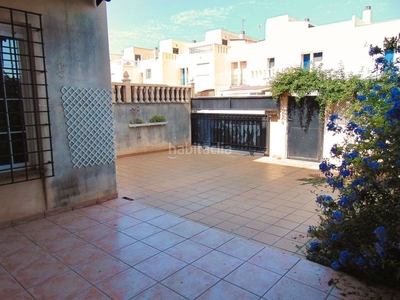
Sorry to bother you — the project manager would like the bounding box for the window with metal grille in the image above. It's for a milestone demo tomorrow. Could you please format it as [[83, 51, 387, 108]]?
[[0, 6, 54, 185]]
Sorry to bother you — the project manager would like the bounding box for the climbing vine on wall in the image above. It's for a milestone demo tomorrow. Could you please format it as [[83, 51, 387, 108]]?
[[270, 64, 362, 115]]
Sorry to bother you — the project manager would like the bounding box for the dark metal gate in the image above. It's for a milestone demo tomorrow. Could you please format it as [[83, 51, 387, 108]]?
[[287, 97, 322, 161], [191, 113, 268, 153]]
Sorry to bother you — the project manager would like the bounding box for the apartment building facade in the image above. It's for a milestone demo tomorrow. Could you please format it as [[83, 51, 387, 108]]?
[[110, 6, 400, 161]]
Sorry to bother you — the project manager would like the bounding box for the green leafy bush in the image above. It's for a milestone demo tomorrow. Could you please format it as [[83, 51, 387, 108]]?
[[270, 64, 361, 112], [307, 36, 400, 289], [149, 115, 166, 123]]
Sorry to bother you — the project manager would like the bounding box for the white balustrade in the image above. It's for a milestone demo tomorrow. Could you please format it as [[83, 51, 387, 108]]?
[[112, 74, 192, 104]]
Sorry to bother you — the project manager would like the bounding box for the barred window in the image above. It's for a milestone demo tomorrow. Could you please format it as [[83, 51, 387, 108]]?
[[0, 6, 54, 185]]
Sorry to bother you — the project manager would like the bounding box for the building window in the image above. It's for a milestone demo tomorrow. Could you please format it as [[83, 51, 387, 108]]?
[[313, 52, 323, 62], [145, 69, 151, 79], [268, 57, 275, 69], [222, 39, 228, 46], [0, 7, 54, 185], [303, 52, 323, 68], [134, 54, 141, 61], [173, 47, 179, 54], [231, 61, 247, 85], [302, 53, 311, 68]]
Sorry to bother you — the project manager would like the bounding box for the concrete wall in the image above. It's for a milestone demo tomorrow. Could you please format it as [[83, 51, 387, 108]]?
[[0, 0, 117, 224], [114, 103, 191, 156]]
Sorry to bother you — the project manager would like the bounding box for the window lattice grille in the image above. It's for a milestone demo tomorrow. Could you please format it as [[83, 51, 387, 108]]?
[[0, 6, 54, 186], [61, 86, 115, 168]]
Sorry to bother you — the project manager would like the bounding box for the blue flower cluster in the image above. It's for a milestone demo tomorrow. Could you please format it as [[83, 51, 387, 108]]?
[[374, 226, 389, 246], [307, 40, 400, 286], [338, 194, 356, 209], [315, 195, 333, 210]]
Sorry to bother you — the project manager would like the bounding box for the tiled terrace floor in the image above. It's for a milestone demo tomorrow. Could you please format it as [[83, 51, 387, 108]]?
[[1, 198, 396, 299], [0, 150, 398, 299], [117, 149, 324, 257]]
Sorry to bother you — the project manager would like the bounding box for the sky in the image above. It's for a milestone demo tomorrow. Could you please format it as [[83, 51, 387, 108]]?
[[106, 0, 400, 54]]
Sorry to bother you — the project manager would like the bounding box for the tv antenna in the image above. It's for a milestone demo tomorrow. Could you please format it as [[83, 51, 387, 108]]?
[[241, 18, 246, 33]]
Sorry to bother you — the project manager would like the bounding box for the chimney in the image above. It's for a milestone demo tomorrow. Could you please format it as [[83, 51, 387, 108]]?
[[362, 6, 372, 24]]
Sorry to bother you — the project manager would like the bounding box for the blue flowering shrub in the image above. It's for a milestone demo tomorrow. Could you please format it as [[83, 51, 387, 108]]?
[[307, 37, 400, 289]]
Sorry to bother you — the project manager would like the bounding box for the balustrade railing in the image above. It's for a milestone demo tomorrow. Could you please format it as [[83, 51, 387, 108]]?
[[112, 72, 192, 104]]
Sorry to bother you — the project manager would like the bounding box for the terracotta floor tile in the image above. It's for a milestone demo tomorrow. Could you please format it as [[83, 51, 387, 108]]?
[[40, 233, 87, 255], [0, 236, 35, 257], [274, 219, 300, 230], [114, 201, 148, 214], [0, 228, 23, 244], [96, 268, 156, 300], [75, 224, 116, 242], [273, 237, 302, 253], [0, 244, 51, 273], [103, 215, 142, 230], [129, 207, 165, 221], [100, 198, 131, 208], [76, 205, 113, 217], [169, 207, 193, 216], [191, 228, 234, 249], [185, 211, 207, 221], [248, 248, 300, 275], [245, 220, 270, 231], [286, 259, 341, 293], [131, 283, 186, 300], [264, 225, 292, 236], [46, 210, 83, 225], [15, 218, 55, 233], [142, 231, 185, 251], [251, 231, 281, 245], [217, 237, 264, 261], [111, 241, 159, 266], [74, 254, 129, 284], [134, 252, 187, 281], [28, 270, 91, 299], [225, 262, 281, 296], [12, 257, 69, 288], [240, 210, 263, 220], [229, 215, 252, 225], [161, 265, 219, 299], [193, 250, 243, 278], [197, 280, 259, 300], [212, 210, 237, 220], [167, 221, 208, 238], [264, 276, 328, 300], [72, 286, 111, 300], [23, 224, 70, 244], [147, 214, 185, 229], [0, 272, 25, 299], [56, 243, 107, 268], [88, 210, 126, 223], [199, 215, 224, 227], [121, 222, 162, 240], [165, 240, 212, 263], [56, 215, 100, 232], [4, 290, 34, 300], [215, 221, 241, 232], [91, 232, 136, 252], [232, 226, 259, 239]]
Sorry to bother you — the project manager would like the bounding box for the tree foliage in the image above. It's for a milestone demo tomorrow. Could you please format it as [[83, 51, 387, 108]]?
[[270, 64, 362, 112], [307, 36, 400, 289]]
